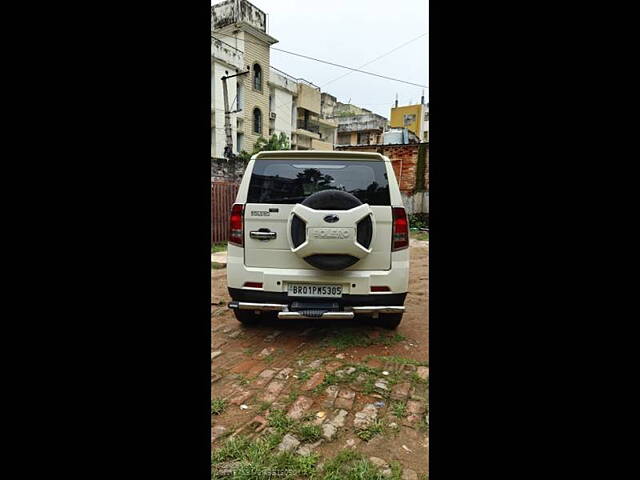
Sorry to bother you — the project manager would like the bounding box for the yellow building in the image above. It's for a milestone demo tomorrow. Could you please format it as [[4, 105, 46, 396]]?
[[390, 102, 429, 142]]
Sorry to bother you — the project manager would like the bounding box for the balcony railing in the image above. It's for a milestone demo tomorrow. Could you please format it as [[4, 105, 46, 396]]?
[[296, 120, 320, 134]]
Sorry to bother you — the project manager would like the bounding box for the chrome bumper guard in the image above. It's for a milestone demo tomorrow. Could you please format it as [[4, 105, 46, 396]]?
[[278, 311, 354, 320], [228, 302, 288, 311], [228, 302, 405, 319]]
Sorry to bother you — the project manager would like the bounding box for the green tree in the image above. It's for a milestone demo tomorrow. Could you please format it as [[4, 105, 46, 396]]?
[[238, 132, 290, 161]]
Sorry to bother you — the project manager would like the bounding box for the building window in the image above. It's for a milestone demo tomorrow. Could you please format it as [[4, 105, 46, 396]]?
[[253, 108, 262, 134], [253, 64, 262, 91]]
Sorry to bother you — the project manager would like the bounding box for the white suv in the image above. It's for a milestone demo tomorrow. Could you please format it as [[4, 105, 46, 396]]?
[[226, 150, 409, 329]]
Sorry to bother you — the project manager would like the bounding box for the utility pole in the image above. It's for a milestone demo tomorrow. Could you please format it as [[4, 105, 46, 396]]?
[[221, 66, 250, 159]]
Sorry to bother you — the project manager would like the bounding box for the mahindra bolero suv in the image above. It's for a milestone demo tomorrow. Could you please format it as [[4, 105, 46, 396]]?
[[226, 150, 409, 329]]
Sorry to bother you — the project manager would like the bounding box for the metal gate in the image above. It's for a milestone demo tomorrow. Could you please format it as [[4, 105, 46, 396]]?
[[211, 182, 239, 244]]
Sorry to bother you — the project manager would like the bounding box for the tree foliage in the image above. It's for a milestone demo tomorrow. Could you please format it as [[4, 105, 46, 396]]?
[[238, 132, 290, 162]]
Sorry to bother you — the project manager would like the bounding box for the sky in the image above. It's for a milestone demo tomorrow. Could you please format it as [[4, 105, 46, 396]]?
[[212, 0, 428, 118]]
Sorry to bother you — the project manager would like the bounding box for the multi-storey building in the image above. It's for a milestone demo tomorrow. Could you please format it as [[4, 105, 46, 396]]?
[[211, 0, 337, 157], [211, 0, 277, 159]]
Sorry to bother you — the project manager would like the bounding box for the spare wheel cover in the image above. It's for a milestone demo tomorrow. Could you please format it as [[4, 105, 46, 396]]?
[[290, 190, 373, 271]]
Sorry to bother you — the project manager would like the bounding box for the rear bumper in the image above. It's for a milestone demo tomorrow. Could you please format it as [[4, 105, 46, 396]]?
[[228, 287, 406, 307], [228, 299, 405, 319]]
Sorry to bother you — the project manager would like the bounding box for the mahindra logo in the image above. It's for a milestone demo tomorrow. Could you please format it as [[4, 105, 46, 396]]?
[[311, 228, 351, 239], [324, 214, 340, 223]]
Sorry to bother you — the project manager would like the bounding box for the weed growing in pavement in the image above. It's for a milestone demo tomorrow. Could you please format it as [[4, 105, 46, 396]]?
[[211, 398, 227, 415], [322, 329, 405, 350], [267, 410, 296, 435], [285, 389, 300, 406], [211, 262, 226, 270], [317, 363, 401, 398], [211, 434, 319, 480], [266, 410, 322, 444], [319, 450, 389, 480], [391, 401, 407, 418], [378, 333, 406, 346], [296, 424, 322, 443], [300, 412, 317, 423], [296, 368, 316, 382], [356, 419, 385, 441], [361, 377, 377, 395], [364, 355, 428, 367], [389, 461, 404, 480]]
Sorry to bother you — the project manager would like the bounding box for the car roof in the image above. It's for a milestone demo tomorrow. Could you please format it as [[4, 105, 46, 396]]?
[[252, 150, 386, 161]]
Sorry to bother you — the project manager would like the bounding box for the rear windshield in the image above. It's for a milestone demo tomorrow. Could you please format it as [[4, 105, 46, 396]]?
[[247, 159, 390, 205]]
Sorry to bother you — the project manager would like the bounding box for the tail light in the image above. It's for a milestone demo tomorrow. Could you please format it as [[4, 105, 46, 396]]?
[[229, 204, 244, 247], [243, 282, 263, 288], [392, 207, 409, 251], [371, 286, 390, 292]]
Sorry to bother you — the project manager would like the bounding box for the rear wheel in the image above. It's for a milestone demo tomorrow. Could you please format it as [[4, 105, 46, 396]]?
[[375, 313, 403, 330]]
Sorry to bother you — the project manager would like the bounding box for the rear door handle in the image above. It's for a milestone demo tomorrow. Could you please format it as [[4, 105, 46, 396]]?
[[250, 230, 277, 240]]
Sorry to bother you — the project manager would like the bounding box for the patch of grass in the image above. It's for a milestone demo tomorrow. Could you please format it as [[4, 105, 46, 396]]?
[[356, 419, 385, 441], [409, 372, 429, 385], [267, 410, 296, 435], [322, 329, 405, 350], [364, 355, 428, 367], [318, 450, 386, 480], [211, 262, 226, 270], [391, 401, 407, 418], [361, 377, 377, 395], [389, 461, 403, 480], [297, 369, 313, 381], [378, 333, 406, 346], [300, 412, 317, 423], [211, 398, 227, 415], [285, 389, 300, 406], [212, 434, 319, 480], [296, 424, 322, 443], [211, 243, 227, 253], [258, 401, 271, 412]]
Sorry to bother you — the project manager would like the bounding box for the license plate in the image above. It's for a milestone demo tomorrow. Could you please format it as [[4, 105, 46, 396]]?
[[287, 284, 343, 298]]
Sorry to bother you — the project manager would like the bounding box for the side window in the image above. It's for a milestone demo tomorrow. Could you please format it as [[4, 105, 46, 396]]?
[[253, 64, 262, 91], [253, 108, 262, 134]]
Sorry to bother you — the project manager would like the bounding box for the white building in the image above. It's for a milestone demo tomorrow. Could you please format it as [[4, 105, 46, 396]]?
[[211, 37, 244, 159], [212, 0, 336, 157], [268, 67, 297, 141]]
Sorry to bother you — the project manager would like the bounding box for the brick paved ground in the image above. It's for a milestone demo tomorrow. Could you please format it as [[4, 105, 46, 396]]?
[[211, 244, 428, 479]]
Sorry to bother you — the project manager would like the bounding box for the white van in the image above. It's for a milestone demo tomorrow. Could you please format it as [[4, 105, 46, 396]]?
[[226, 150, 409, 329]]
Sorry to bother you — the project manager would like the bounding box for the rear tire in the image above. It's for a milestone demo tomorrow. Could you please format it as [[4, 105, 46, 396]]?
[[375, 313, 403, 330], [233, 310, 261, 325]]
